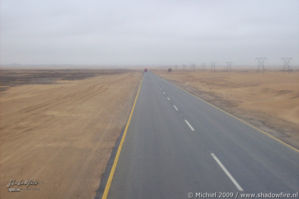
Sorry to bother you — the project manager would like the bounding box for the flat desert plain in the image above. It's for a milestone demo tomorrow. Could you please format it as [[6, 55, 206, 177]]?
[[157, 70, 299, 149], [0, 69, 142, 199]]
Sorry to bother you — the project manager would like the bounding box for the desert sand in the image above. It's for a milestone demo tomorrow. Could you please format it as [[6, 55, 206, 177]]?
[[156, 70, 299, 149], [0, 70, 142, 199]]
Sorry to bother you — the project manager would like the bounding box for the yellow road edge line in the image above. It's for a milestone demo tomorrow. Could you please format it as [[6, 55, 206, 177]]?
[[161, 77, 299, 153], [101, 77, 143, 199]]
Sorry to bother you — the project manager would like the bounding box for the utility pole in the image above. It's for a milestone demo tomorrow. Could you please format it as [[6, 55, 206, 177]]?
[[226, 61, 232, 72], [256, 57, 266, 72], [281, 57, 292, 72], [211, 62, 216, 72], [191, 64, 196, 71]]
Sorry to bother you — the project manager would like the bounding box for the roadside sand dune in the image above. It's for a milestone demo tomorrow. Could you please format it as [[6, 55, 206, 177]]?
[[0, 71, 141, 199], [157, 70, 299, 148]]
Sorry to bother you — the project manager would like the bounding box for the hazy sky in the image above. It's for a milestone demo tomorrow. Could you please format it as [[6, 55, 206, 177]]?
[[1, 0, 298, 66]]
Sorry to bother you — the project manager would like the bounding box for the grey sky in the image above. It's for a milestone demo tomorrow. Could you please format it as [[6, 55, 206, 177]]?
[[1, 0, 298, 67]]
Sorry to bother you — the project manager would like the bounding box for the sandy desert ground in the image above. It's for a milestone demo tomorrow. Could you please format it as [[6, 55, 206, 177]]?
[[0, 69, 142, 199], [156, 70, 299, 149]]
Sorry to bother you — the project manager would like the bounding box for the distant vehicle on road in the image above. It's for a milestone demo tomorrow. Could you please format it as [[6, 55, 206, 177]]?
[[144, 68, 148, 72]]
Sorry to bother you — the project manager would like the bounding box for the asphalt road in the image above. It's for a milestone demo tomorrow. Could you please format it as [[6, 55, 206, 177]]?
[[107, 72, 299, 199]]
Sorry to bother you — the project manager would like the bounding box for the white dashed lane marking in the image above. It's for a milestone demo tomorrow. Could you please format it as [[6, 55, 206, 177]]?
[[211, 153, 244, 192], [184, 119, 195, 131]]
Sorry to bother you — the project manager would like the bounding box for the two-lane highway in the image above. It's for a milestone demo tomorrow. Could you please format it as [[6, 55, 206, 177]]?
[[103, 72, 299, 199]]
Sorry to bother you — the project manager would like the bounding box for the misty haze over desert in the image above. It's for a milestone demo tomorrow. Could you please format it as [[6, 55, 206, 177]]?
[[1, 0, 299, 67]]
